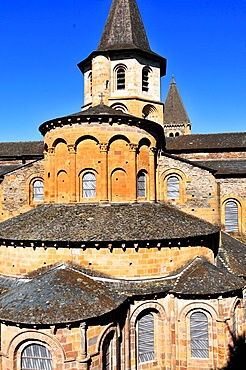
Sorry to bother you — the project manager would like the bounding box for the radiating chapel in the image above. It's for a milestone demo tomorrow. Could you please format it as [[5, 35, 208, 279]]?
[[0, 1, 245, 369]]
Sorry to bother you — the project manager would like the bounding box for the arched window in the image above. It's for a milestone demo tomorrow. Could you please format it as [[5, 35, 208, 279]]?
[[116, 68, 125, 90], [142, 67, 150, 92], [21, 344, 52, 370], [137, 313, 154, 363], [167, 176, 180, 199], [33, 180, 44, 201], [225, 200, 239, 232], [102, 332, 114, 370], [137, 172, 146, 197], [88, 72, 92, 96], [169, 132, 174, 137], [82, 172, 96, 198], [175, 132, 180, 137], [190, 312, 209, 358]]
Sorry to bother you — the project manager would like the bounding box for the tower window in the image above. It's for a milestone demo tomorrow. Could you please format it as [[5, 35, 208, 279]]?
[[142, 67, 150, 92], [82, 172, 96, 198], [190, 312, 209, 358], [137, 312, 154, 363], [33, 180, 44, 201], [137, 173, 146, 197], [21, 344, 52, 370], [117, 68, 125, 90], [225, 200, 238, 232], [167, 176, 180, 199]]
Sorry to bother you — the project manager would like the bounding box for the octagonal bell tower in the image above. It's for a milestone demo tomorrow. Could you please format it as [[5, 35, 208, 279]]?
[[78, 0, 167, 126]]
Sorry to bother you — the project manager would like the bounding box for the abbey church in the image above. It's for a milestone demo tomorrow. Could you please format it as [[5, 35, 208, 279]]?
[[0, 0, 245, 369]]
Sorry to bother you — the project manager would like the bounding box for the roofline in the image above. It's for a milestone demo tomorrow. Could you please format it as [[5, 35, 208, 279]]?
[[78, 49, 167, 77], [161, 152, 217, 174]]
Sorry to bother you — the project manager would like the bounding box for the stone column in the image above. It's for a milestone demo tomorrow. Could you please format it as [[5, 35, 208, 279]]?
[[77, 322, 90, 370], [149, 147, 157, 202], [129, 143, 138, 202], [48, 148, 55, 203], [68, 144, 77, 203], [100, 143, 109, 203]]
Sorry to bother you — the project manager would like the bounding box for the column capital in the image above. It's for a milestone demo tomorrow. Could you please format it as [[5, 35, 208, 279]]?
[[100, 143, 108, 152], [149, 147, 157, 155], [129, 143, 138, 152], [68, 144, 76, 154], [48, 147, 55, 154]]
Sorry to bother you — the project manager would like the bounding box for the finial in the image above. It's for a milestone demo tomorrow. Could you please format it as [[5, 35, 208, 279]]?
[[172, 75, 175, 83], [99, 93, 105, 105]]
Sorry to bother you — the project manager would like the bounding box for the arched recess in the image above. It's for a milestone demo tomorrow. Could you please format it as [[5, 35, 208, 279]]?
[[96, 324, 120, 370], [111, 168, 128, 202], [130, 302, 166, 370], [7, 331, 65, 370], [137, 138, 151, 177], [52, 138, 67, 149], [110, 102, 128, 113], [57, 170, 69, 203], [142, 104, 157, 121], [160, 169, 186, 204], [76, 136, 100, 179]]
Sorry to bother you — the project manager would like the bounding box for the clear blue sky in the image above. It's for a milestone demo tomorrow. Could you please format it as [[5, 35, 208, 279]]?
[[0, 0, 245, 141]]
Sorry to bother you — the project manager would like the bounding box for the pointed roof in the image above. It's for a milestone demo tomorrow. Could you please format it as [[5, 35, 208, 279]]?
[[165, 76, 191, 125], [98, 0, 151, 52]]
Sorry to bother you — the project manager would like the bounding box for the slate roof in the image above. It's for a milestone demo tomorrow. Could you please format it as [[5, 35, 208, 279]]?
[[192, 160, 246, 176], [98, 0, 151, 52], [217, 233, 246, 277], [0, 164, 23, 177], [164, 76, 191, 125], [0, 141, 43, 158], [39, 104, 165, 148], [171, 257, 245, 296], [0, 258, 244, 325], [0, 203, 219, 245], [166, 133, 246, 153]]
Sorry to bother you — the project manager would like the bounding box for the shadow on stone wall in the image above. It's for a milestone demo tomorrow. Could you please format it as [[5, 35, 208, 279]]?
[[219, 331, 246, 369]]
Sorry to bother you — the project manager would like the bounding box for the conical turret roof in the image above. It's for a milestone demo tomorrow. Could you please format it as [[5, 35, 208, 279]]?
[[165, 76, 191, 125], [98, 0, 151, 52]]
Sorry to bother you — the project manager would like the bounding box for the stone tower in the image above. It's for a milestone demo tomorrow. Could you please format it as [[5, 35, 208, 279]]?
[[78, 0, 167, 125], [164, 75, 192, 136]]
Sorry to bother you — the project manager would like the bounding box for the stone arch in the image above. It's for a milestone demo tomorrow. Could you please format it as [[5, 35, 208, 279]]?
[[108, 134, 130, 148], [7, 330, 65, 370], [27, 174, 45, 204], [179, 302, 218, 321], [130, 301, 166, 370], [142, 104, 157, 121], [114, 63, 127, 91], [96, 323, 120, 355], [75, 135, 99, 150], [160, 168, 186, 204], [52, 137, 67, 148], [221, 196, 243, 233], [110, 102, 128, 113]]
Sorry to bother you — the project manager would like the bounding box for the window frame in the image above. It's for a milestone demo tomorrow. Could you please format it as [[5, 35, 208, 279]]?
[[137, 172, 146, 198], [21, 343, 52, 370], [224, 199, 239, 232], [82, 172, 96, 199], [190, 311, 209, 359], [167, 175, 180, 200], [137, 312, 155, 364]]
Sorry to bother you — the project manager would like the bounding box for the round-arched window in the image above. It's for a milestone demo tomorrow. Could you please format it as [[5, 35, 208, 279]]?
[[33, 180, 44, 201], [21, 344, 52, 370], [82, 172, 96, 198]]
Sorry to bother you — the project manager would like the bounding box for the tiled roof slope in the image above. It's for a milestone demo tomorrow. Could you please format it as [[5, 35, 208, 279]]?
[[0, 203, 219, 244], [193, 160, 246, 176], [171, 257, 245, 296], [0, 141, 43, 157], [98, 0, 151, 52], [0, 259, 244, 325], [166, 133, 246, 152], [164, 76, 190, 125], [218, 233, 246, 277]]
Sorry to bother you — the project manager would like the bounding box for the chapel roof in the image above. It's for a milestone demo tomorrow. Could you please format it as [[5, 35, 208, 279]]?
[[0, 202, 219, 246], [191, 159, 246, 176], [0, 257, 243, 325], [166, 132, 246, 153], [98, 0, 151, 52], [217, 232, 246, 277], [164, 76, 191, 125], [0, 141, 43, 158], [171, 257, 245, 296]]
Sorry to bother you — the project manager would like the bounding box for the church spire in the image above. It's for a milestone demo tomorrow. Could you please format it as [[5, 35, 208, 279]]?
[[164, 76, 192, 136], [98, 0, 151, 52]]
